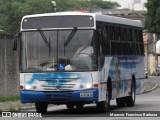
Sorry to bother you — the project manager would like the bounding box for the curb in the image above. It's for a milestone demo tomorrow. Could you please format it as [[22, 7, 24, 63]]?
[[143, 83, 158, 93], [21, 106, 35, 111], [21, 104, 55, 111], [0, 105, 35, 112]]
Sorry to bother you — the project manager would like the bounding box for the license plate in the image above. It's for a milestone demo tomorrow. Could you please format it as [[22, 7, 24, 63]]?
[[80, 93, 93, 97]]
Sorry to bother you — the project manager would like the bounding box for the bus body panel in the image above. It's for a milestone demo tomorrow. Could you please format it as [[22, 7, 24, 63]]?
[[103, 56, 145, 100]]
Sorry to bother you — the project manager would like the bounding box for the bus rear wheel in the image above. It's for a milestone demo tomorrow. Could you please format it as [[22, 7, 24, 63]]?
[[35, 102, 48, 113], [116, 97, 125, 107], [125, 80, 135, 107]]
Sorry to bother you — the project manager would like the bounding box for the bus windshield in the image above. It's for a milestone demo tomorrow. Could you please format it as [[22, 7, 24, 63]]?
[[21, 29, 98, 72]]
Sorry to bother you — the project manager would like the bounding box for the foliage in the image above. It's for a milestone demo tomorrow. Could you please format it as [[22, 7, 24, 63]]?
[[0, 0, 120, 35], [144, 0, 160, 33], [0, 96, 20, 103], [55, 0, 120, 11], [8, 106, 16, 112], [0, 0, 53, 34]]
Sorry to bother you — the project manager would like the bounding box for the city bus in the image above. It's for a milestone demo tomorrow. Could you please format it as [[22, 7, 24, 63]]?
[[13, 12, 145, 113]]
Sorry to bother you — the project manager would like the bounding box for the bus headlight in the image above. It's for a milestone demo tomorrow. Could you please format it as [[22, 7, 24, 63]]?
[[25, 85, 31, 90], [86, 84, 92, 89]]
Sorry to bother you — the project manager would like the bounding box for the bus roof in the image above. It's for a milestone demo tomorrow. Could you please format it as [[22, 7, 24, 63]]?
[[22, 12, 142, 28], [95, 14, 142, 27]]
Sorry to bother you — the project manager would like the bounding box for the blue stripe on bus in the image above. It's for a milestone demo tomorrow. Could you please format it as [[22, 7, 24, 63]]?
[[26, 73, 92, 87]]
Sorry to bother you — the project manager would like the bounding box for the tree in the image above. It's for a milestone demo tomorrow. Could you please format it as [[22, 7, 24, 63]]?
[[144, 0, 160, 33], [0, 0, 53, 34], [0, 0, 120, 35], [55, 0, 120, 11]]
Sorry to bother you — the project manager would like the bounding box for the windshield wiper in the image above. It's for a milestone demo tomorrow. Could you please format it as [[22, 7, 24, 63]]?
[[64, 27, 77, 47], [38, 30, 50, 48], [38, 30, 51, 57]]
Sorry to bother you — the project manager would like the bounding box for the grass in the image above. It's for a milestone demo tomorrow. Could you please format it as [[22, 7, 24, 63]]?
[[8, 106, 16, 112], [18, 105, 22, 111], [0, 96, 20, 103]]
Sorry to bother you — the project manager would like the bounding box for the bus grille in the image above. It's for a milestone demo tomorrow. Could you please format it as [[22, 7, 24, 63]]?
[[38, 78, 78, 91]]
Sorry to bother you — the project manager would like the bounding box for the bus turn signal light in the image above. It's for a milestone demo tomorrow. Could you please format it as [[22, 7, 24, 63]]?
[[20, 85, 24, 90], [93, 84, 98, 88]]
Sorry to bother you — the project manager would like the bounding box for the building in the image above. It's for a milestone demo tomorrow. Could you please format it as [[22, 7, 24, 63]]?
[[132, 0, 147, 11], [104, 0, 147, 10]]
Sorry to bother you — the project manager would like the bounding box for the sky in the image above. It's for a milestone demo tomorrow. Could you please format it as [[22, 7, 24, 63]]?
[[104, 0, 147, 8]]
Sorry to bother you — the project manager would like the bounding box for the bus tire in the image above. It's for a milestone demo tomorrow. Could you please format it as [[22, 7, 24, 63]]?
[[125, 79, 135, 107], [107, 78, 112, 101], [76, 103, 84, 109], [116, 97, 125, 108], [66, 103, 74, 109], [96, 78, 112, 112], [35, 102, 48, 113], [96, 89, 110, 112], [96, 99, 110, 112]]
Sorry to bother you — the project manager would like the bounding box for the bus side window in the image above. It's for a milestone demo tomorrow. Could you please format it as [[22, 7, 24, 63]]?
[[109, 25, 116, 55], [96, 27, 105, 70], [116, 26, 121, 55], [129, 29, 133, 55], [132, 29, 136, 55], [121, 28, 127, 55], [138, 30, 144, 55], [102, 25, 110, 55]]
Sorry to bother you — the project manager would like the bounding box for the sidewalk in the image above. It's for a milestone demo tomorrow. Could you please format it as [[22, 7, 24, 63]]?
[[0, 81, 158, 112], [143, 81, 158, 93], [0, 101, 34, 112]]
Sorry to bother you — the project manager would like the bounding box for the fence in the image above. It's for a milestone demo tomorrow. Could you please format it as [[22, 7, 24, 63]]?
[[0, 34, 19, 98]]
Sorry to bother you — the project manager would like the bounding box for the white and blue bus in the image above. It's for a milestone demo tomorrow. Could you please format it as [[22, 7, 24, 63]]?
[[13, 12, 145, 113]]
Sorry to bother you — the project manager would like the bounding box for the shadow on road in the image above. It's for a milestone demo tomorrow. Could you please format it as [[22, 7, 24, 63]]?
[[42, 105, 119, 117]]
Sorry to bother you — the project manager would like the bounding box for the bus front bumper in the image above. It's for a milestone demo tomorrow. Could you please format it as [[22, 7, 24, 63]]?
[[20, 89, 98, 104]]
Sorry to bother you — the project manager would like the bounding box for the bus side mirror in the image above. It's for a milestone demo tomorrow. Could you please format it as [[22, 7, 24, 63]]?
[[13, 32, 21, 51]]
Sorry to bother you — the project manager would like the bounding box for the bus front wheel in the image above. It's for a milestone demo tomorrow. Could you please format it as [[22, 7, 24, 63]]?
[[96, 90, 110, 112], [96, 99, 110, 112], [66, 103, 74, 109], [76, 103, 84, 109], [96, 80, 111, 112], [35, 102, 48, 113]]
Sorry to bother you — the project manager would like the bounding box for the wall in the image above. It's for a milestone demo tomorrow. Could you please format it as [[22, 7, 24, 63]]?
[[0, 34, 19, 98]]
